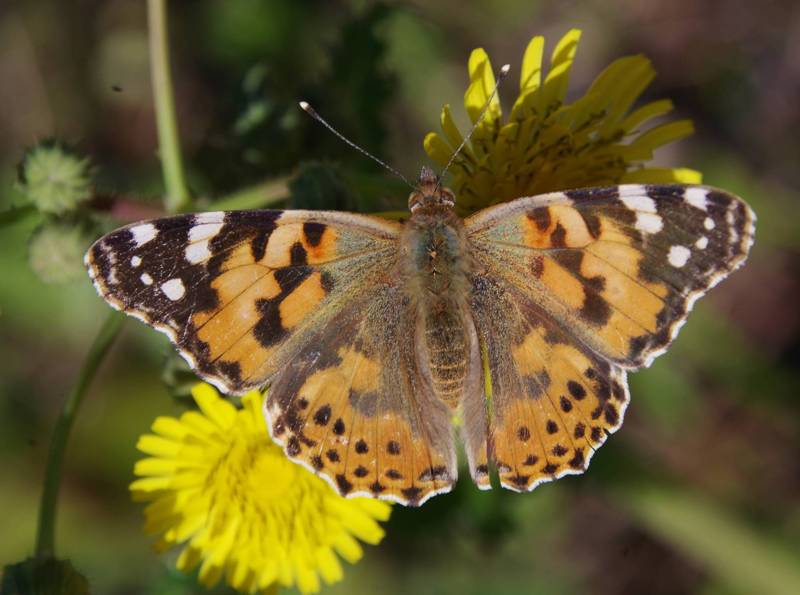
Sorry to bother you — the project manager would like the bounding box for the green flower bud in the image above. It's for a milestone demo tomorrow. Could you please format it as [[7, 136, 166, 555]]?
[[28, 221, 92, 284], [18, 140, 94, 215]]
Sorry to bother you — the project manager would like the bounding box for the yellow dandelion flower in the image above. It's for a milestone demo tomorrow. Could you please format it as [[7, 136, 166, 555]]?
[[424, 29, 702, 215], [130, 383, 391, 594]]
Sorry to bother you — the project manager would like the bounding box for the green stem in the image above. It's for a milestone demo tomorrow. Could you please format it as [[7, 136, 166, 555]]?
[[148, 0, 191, 213], [207, 177, 291, 211], [35, 312, 125, 558]]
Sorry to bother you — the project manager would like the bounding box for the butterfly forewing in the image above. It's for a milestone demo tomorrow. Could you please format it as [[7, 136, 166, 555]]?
[[86, 209, 401, 394], [466, 184, 755, 369]]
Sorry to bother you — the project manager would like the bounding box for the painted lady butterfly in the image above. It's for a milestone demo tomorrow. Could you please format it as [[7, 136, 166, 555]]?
[[86, 168, 754, 505]]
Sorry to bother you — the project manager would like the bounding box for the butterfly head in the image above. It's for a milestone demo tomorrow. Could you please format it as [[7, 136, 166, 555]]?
[[408, 166, 456, 213]]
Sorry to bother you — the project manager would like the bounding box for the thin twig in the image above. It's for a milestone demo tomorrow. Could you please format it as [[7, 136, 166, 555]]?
[[148, 0, 191, 213], [35, 312, 124, 558]]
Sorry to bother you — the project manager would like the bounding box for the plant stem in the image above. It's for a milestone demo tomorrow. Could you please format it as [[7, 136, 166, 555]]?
[[148, 0, 191, 213], [35, 312, 125, 558], [207, 177, 291, 211]]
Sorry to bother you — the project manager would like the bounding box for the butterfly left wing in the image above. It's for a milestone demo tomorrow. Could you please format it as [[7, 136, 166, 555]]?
[[463, 184, 755, 492], [86, 209, 401, 394], [264, 283, 457, 506]]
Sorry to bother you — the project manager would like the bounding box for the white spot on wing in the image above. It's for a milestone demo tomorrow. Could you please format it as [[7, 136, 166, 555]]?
[[194, 211, 224, 225], [619, 186, 656, 212], [695, 236, 708, 249], [668, 245, 691, 268], [635, 212, 663, 234], [185, 241, 212, 264], [685, 187, 708, 211], [160, 278, 186, 301], [704, 217, 715, 230], [131, 223, 157, 246], [130, 255, 142, 267], [188, 222, 224, 242], [140, 273, 153, 285], [619, 184, 647, 198]]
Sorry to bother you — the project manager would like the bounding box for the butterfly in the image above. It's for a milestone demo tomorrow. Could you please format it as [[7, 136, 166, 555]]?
[[85, 168, 755, 506]]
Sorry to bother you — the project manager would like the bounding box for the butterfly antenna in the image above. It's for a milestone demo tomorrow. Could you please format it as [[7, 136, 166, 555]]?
[[435, 63, 511, 193], [299, 101, 415, 190]]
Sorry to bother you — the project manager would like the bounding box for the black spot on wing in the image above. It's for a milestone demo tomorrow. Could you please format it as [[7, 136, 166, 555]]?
[[580, 290, 612, 326], [303, 221, 327, 247], [333, 418, 346, 435], [274, 266, 312, 293], [290, 242, 307, 266], [551, 223, 567, 247], [254, 297, 287, 347], [336, 474, 353, 495], [314, 405, 332, 426], [401, 486, 423, 505], [527, 207, 551, 232], [567, 380, 586, 400], [217, 361, 242, 385]]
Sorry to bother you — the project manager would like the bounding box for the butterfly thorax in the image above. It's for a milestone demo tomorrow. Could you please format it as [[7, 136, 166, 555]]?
[[402, 169, 474, 409]]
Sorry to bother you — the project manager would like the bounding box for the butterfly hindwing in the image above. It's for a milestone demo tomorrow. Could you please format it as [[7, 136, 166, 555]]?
[[264, 284, 457, 506], [466, 184, 755, 370], [86, 210, 401, 394], [467, 274, 629, 492]]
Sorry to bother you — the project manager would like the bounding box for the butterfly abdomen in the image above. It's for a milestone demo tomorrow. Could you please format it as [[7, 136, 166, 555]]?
[[421, 305, 470, 407]]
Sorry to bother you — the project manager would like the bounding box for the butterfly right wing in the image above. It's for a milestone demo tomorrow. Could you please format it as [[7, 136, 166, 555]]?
[[462, 184, 754, 492], [86, 209, 401, 394]]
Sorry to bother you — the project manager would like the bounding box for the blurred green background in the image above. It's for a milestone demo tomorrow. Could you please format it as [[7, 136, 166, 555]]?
[[1, 1, 799, 594]]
